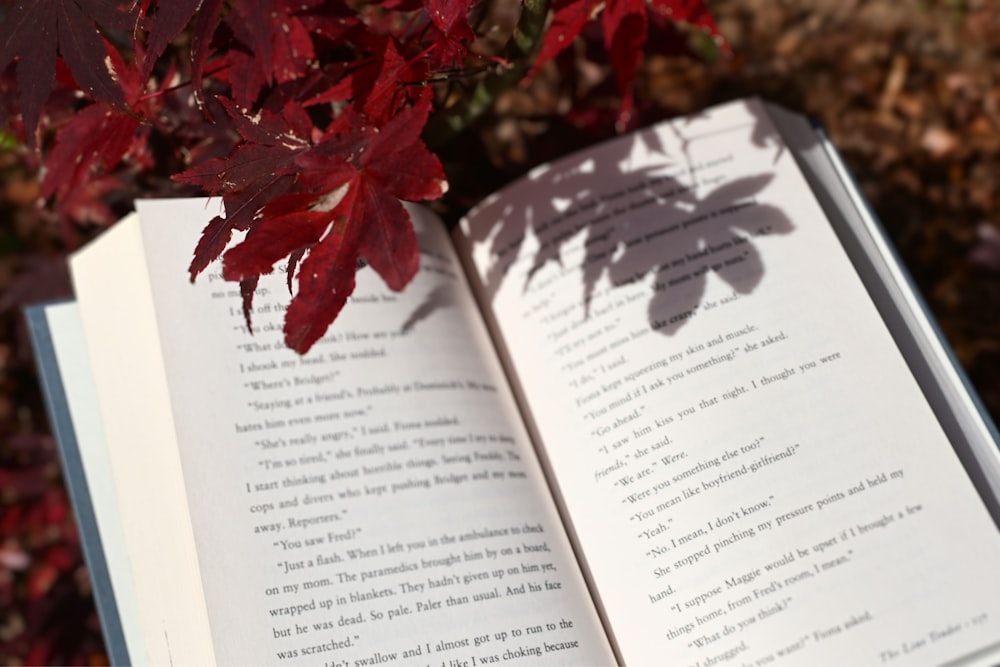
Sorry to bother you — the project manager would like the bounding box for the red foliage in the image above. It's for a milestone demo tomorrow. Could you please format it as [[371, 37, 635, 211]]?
[[0, 0, 721, 352], [0, 0, 138, 146]]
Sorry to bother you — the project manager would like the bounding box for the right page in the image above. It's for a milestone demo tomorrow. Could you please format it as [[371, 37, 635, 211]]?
[[458, 99, 1000, 666]]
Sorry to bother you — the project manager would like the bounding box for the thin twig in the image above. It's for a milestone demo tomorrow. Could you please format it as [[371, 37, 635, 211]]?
[[424, 0, 551, 149]]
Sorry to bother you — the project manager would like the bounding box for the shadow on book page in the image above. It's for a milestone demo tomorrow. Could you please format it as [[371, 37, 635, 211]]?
[[462, 100, 800, 339]]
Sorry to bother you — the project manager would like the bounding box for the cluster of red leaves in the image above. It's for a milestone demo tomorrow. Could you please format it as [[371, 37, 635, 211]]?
[[0, 0, 723, 353], [531, 0, 726, 129]]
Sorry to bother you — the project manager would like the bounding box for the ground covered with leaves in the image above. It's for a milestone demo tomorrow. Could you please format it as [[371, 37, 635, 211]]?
[[1, 0, 998, 663]]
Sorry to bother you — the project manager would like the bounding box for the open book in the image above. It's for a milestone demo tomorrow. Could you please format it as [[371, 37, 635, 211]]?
[[28, 98, 1000, 666]]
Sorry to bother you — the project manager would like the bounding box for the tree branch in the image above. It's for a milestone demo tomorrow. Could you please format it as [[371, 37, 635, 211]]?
[[424, 0, 551, 149]]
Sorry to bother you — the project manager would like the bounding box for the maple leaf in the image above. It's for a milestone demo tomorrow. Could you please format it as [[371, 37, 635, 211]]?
[[295, 0, 359, 43], [217, 0, 315, 107], [191, 173, 300, 278], [41, 105, 138, 204], [51, 173, 127, 235], [529, 0, 725, 128], [529, 0, 647, 127], [0, 0, 138, 144], [282, 196, 364, 353], [527, 0, 599, 78], [648, 0, 729, 55], [278, 99, 446, 352], [221, 193, 334, 280], [188, 0, 226, 110], [307, 37, 430, 123], [601, 0, 647, 129], [179, 94, 444, 353], [423, 0, 476, 68], [138, 0, 202, 81], [175, 98, 313, 277], [40, 42, 145, 236], [218, 47, 270, 110], [261, 0, 318, 83]]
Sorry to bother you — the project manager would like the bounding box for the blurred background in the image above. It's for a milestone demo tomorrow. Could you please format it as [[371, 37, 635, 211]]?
[[2, 0, 998, 663]]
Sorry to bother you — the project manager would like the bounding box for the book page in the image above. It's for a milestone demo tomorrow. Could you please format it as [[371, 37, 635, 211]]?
[[458, 99, 1000, 666], [125, 199, 613, 665], [72, 214, 216, 665]]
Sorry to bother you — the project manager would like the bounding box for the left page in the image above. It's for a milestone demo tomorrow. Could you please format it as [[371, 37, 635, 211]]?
[[71, 198, 614, 665]]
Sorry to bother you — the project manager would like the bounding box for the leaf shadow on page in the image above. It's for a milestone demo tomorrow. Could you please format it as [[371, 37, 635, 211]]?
[[462, 102, 797, 338], [400, 284, 457, 334], [398, 229, 460, 333], [601, 173, 794, 336]]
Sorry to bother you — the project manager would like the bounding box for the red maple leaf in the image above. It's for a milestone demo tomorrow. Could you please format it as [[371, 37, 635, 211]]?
[[295, 0, 359, 44], [648, 0, 729, 55], [601, 0, 647, 129], [279, 193, 365, 353], [0, 0, 138, 144], [530, 0, 646, 127], [218, 98, 446, 353], [529, 0, 725, 128], [137, 0, 202, 81], [527, 0, 600, 79], [306, 37, 430, 123], [423, 0, 476, 68], [174, 97, 313, 278], [221, 193, 333, 281], [40, 41, 147, 239], [216, 0, 315, 107], [188, 0, 227, 110]]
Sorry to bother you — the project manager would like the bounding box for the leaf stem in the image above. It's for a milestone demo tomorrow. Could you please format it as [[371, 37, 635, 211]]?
[[138, 64, 231, 102]]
